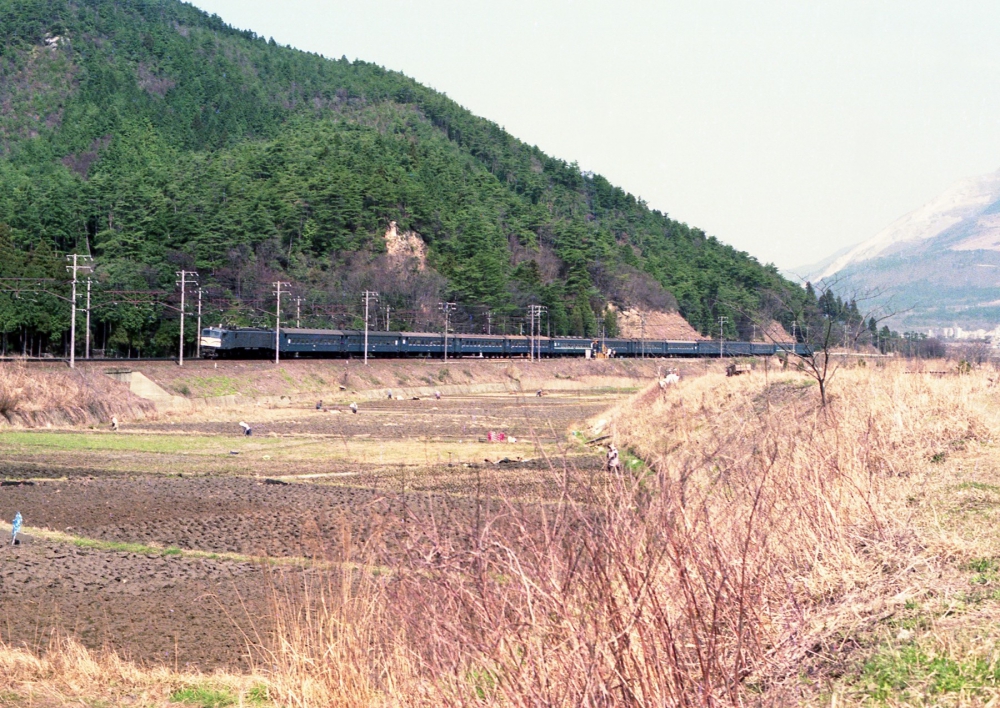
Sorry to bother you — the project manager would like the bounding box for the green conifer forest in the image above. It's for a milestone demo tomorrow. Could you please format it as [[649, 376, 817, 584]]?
[[0, 0, 816, 356]]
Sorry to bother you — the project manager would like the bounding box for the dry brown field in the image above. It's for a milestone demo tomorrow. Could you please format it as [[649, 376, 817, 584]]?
[[3, 358, 1000, 706], [0, 378, 624, 682]]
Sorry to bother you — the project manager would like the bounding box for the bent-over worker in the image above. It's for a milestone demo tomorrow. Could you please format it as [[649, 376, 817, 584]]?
[[606, 444, 621, 474]]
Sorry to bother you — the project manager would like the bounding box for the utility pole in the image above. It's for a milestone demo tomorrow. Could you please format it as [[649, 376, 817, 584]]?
[[718, 315, 728, 359], [295, 296, 303, 328], [176, 270, 198, 366], [486, 310, 492, 336], [362, 290, 379, 365], [539, 306, 547, 358], [273, 281, 290, 365], [195, 288, 203, 359], [85, 278, 92, 360], [385, 303, 391, 332], [640, 312, 647, 359], [528, 305, 547, 362], [66, 255, 92, 369], [528, 306, 534, 362], [752, 323, 757, 342], [439, 301, 456, 361]]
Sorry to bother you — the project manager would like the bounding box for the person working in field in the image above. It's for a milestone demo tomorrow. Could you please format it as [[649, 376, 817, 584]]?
[[606, 444, 621, 473], [239, 421, 252, 436], [110, 415, 119, 432]]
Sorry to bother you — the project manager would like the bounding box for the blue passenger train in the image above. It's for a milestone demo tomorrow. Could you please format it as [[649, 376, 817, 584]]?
[[199, 327, 812, 359]]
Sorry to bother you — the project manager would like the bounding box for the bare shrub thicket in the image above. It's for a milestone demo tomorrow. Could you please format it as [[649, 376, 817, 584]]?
[[0, 364, 154, 426], [264, 366, 986, 706]]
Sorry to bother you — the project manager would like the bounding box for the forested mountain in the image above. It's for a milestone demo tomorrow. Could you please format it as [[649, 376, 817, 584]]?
[[0, 0, 813, 356]]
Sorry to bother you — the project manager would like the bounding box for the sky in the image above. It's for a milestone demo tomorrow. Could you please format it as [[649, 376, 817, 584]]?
[[189, 0, 1000, 270]]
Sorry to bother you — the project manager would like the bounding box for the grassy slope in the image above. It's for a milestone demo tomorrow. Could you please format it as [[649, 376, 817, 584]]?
[[610, 362, 1000, 705]]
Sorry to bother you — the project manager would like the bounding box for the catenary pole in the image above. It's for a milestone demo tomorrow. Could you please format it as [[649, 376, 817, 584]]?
[[195, 288, 203, 359], [718, 315, 728, 359], [439, 302, 455, 361], [66, 255, 92, 369], [362, 291, 378, 365], [85, 278, 92, 359], [273, 281, 290, 365], [640, 312, 647, 358], [176, 270, 197, 366], [528, 306, 534, 362]]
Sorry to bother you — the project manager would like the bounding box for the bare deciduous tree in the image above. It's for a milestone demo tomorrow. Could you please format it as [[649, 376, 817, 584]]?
[[743, 280, 899, 407]]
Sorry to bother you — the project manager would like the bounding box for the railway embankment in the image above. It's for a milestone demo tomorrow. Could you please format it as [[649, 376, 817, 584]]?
[[0, 364, 155, 428], [1, 357, 715, 422], [85, 357, 698, 414]]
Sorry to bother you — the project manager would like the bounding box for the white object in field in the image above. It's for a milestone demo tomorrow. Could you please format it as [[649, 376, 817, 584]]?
[[434, 390, 441, 400], [350, 402, 358, 414], [659, 373, 680, 389], [239, 421, 252, 436], [111, 415, 119, 431]]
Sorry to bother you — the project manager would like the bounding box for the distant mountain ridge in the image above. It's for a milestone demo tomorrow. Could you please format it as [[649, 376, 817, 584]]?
[[802, 167, 1000, 330], [816, 168, 1000, 280]]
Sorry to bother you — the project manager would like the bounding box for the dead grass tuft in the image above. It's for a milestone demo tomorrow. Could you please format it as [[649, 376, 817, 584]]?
[[0, 635, 262, 706], [0, 363, 154, 427]]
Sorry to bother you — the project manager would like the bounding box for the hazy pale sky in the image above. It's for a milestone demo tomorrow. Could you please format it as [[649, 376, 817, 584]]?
[[190, 0, 1000, 269]]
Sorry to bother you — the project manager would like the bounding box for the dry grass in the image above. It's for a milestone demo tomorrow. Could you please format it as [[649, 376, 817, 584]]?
[[0, 363, 154, 427], [7, 362, 1000, 706], [0, 636, 264, 706], [258, 362, 999, 706]]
